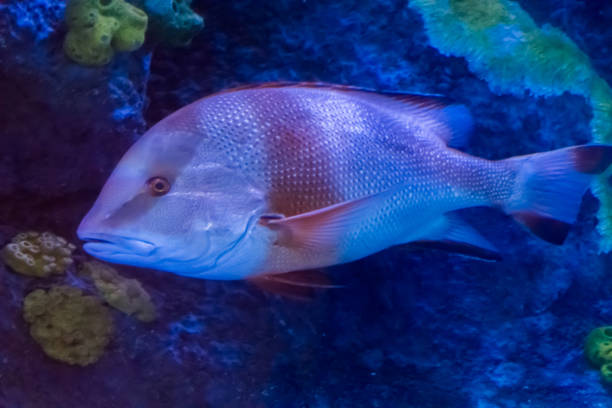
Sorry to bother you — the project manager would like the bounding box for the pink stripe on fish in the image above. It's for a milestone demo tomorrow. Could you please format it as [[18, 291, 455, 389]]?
[[260, 90, 342, 217]]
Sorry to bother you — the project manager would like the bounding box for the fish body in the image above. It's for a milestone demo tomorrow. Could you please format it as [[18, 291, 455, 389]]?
[[77, 83, 612, 280]]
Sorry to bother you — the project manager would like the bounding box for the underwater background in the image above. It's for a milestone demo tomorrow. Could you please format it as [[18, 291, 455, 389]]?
[[1, 0, 612, 407]]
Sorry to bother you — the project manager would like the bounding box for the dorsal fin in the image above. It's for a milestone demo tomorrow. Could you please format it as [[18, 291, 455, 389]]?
[[215, 81, 452, 106], [214, 81, 473, 148]]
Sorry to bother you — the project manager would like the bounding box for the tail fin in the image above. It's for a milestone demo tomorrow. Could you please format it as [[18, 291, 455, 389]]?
[[504, 144, 612, 244]]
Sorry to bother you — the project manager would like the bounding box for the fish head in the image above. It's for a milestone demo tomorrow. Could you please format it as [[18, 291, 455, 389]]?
[[77, 120, 266, 279]]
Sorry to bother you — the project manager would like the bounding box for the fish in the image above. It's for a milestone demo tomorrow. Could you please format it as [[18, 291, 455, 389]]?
[[77, 82, 612, 283]]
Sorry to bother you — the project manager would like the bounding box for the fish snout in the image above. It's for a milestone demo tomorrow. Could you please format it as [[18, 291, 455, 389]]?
[[78, 210, 158, 258]]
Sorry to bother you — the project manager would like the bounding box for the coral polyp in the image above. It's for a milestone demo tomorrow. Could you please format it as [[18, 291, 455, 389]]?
[[1, 231, 76, 278]]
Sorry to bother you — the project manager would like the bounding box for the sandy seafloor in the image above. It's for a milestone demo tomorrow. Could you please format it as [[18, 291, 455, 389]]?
[[1, 0, 612, 407]]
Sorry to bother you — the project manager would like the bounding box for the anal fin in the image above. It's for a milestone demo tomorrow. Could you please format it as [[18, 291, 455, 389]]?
[[409, 214, 501, 261]]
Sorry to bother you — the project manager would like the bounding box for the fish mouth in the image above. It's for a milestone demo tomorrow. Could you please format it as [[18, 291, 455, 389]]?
[[78, 232, 158, 258]]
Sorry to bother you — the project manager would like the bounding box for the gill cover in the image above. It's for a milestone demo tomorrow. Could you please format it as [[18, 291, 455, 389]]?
[[78, 120, 266, 277]]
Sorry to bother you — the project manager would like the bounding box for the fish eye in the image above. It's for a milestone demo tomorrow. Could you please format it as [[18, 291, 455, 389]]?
[[147, 176, 171, 196]]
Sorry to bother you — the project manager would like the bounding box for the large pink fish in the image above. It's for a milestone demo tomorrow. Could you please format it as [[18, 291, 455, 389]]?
[[77, 83, 612, 282]]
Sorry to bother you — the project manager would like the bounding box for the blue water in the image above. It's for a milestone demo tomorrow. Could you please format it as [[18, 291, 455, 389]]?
[[1, 0, 612, 407]]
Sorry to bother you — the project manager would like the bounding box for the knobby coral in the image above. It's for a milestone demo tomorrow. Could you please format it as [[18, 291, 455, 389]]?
[[64, 0, 148, 66], [1, 231, 76, 277], [23, 286, 114, 366], [80, 261, 157, 322], [410, 0, 612, 250]]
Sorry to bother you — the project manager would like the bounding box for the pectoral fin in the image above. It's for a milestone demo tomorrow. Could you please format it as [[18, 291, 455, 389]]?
[[410, 214, 501, 261], [259, 189, 394, 252]]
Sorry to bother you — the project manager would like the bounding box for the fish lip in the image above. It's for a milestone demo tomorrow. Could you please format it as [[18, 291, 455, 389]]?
[[78, 232, 158, 257]]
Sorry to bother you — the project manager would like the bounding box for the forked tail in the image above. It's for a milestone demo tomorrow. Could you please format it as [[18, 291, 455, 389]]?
[[503, 144, 612, 244]]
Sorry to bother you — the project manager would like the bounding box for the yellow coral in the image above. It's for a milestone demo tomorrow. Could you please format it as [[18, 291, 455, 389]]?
[[64, 0, 148, 66], [1, 231, 76, 277], [23, 286, 114, 366], [80, 261, 156, 322]]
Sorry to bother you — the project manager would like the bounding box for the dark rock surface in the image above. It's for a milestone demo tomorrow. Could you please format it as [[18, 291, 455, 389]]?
[[1, 0, 612, 407]]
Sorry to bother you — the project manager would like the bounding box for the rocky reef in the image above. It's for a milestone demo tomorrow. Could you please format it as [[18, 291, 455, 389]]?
[[1, 0, 612, 407]]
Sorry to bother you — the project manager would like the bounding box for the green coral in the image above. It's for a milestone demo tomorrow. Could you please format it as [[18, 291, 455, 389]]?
[[602, 363, 612, 385], [410, 0, 612, 250], [80, 261, 156, 322], [133, 0, 204, 47], [410, 0, 596, 96], [585, 327, 612, 386], [1, 231, 76, 278], [23, 286, 114, 366], [449, 0, 510, 30], [585, 326, 612, 367], [64, 0, 148, 66]]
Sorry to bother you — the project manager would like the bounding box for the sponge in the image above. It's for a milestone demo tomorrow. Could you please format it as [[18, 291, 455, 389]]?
[[64, 0, 148, 66]]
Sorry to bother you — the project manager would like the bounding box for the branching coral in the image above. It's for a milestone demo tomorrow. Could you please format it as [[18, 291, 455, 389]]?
[[410, 0, 612, 250], [80, 261, 156, 322], [64, 0, 148, 66], [23, 286, 114, 366], [133, 0, 204, 47], [1, 231, 76, 277]]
